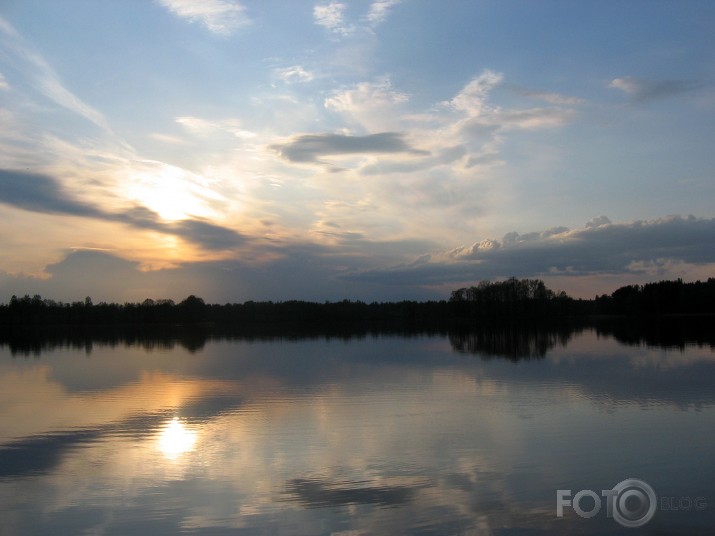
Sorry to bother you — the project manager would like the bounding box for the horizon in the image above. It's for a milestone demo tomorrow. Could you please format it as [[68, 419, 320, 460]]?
[[1, 2, 715, 304], [2, 275, 711, 307]]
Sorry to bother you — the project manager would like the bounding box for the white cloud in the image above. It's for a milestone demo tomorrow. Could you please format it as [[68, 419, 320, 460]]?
[[157, 0, 251, 35], [365, 0, 402, 27], [274, 65, 315, 84], [315, 0, 401, 37], [176, 116, 254, 138], [325, 77, 409, 130], [314, 2, 353, 35], [608, 77, 640, 95], [447, 70, 504, 116], [176, 116, 219, 135], [0, 72, 8, 90], [326, 78, 408, 112]]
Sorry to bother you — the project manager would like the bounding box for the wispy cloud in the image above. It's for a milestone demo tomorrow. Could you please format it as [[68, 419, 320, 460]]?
[[157, 0, 251, 35], [467, 107, 576, 131], [314, 0, 401, 36], [511, 87, 585, 105], [608, 76, 700, 103], [314, 2, 352, 35], [0, 72, 8, 90], [360, 145, 466, 175], [176, 115, 254, 138], [0, 16, 110, 131]]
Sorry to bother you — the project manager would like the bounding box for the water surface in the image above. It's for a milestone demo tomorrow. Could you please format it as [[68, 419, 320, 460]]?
[[1, 322, 714, 534]]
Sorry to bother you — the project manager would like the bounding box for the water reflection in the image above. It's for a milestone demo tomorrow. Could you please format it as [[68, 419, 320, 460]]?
[[158, 418, 197, 459], [448, 323, 579, 360], [0, 321, 713, 534], [2, 316, 712, 358], [283, 477, 426, 509], [593, 316, 715, 350]]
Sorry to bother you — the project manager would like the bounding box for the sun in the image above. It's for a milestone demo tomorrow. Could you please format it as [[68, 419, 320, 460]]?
[[157, 417, 197, 459], [128, 161, 216, 222]]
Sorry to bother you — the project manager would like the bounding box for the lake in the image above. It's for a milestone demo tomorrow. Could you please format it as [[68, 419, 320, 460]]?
[[1, 320, 714, 535]]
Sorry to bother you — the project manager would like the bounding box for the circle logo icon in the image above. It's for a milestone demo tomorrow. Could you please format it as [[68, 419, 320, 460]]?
[[610, 478, 657, 528]]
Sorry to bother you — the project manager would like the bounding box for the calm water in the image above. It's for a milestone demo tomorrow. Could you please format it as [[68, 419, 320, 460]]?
[[1, 323, 714, 535]]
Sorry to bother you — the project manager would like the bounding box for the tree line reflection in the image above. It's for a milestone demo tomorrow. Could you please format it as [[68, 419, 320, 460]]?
[[2, 317, 712, 359]]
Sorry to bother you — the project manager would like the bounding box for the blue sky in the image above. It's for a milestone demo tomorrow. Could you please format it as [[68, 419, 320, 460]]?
[[1, 0, 714, 302]]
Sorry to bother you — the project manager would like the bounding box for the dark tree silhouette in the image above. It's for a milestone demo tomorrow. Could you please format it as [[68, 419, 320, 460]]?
[[0, 277, 713, 329]]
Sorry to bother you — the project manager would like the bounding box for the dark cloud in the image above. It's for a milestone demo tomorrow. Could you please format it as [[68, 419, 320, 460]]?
[[608, 77, 702, 103], [0, 169, 105, 218], [342, 216, 715, 287], [0, 237, 441, 304], [170, 219, 245, 250], [2, 216, 713, 304], [0, 169, 244, 251], [271, 132, 428, 164]]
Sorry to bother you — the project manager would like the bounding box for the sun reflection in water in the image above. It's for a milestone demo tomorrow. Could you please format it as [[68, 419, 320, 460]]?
[[158, 417, 197, 459]]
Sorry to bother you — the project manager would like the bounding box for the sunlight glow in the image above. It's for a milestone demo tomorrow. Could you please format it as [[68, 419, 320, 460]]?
[[158, 417, 197, 459], [128, 163, 215, 222]]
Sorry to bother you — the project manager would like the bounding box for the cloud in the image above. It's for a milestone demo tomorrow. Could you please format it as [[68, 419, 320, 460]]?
[[365, 0, 402, 27], [313, 2, 352, 35], [325, 77, 409, 130], [608, 76, 700, 103], [446, 70, 504, 117], [510, 87, 585, 105], [149, 133, 190, 145], [584, 215, 612, 228], [0, 16, 110, 131], [274, 65, 315, 84], [447, 71, 578, 132], [445, 72, 575, 137], [325, 78, 409, 112], [0, 72, 8, 91], [342, 216, 715, 286], [360, 145, 466, 175], [472, 107, 576, 130], [3, 216, 714, 304], [0, 169, 106, 218], [170, 219, 245, 250], [0, 169, 244, 251], [157, 0, 251, 34], [271, 132, 428, 164], [314, 0, 401, 37], [176, 115, 254, 138]]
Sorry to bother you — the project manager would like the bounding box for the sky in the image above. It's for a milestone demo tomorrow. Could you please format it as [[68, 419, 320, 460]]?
[[0, 0, 714, 303]]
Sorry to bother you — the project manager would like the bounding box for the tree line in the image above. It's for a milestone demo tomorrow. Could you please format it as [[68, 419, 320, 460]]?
[[0, 277, 714, 328]]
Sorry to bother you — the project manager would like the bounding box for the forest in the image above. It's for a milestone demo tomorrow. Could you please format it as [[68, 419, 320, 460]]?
[[0, 277, 714, 328]]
